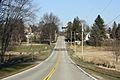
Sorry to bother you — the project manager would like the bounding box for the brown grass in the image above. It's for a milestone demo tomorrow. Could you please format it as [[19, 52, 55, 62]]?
[[0, 44, 54, 79], [68, 45, 120, 80], [70, 45, 120, 71]]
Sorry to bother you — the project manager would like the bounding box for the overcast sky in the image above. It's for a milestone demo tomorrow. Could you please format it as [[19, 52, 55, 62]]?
[[33, 0, 120, 28]]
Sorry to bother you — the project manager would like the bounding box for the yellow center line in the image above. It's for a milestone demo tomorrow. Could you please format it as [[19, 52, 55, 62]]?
[[43, 53, 60, 80]]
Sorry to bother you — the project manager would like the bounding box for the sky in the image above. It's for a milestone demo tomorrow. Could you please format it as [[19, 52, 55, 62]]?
[[32, 0, 120, 28]]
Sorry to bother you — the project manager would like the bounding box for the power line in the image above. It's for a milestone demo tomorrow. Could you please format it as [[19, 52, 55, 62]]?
[[100, 0, 112, 14], [107, 14, 120, 25], [102, 0, 120, 25], [117, 19, 120, 24]]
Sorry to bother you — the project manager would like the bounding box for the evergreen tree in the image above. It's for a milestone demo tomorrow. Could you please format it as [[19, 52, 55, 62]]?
[[115, 24, 120, 40], [113, 24, 120, 63], [86, 26, 91, 33], [90, 15, 106, 46], [72, 16, 81, 31], [65, 17, 88, 41], [106, 27, 112, 38], [72, 17, 82, 41], [66, 21, 72, 39], [111, 21, 117, 39], [107, 27, 112, 35]]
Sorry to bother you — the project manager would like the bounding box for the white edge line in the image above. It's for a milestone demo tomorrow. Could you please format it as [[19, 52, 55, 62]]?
[[64, 38, 97, 80], [2, 44, 57, 80], [68, 53, 98, 80]]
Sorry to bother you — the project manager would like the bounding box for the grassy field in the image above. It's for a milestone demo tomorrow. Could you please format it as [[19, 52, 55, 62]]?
[[0, 64, 36, 79], [12, 44, 52, 52], [69, 45, 120, 70], [67, 44, 120, 80], [0, 44, 55, 79]]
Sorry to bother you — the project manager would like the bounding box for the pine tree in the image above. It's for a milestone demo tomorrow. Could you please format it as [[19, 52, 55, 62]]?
[[113, 24, 120, 62], [115, 24, 120, 40], [72, 17, 82, 41], [107, 27, 111, 35], [66, 21, 73, 40], [72, 16, 81, 32], [86, 26, 91, 33], [111, 21, 117, 39], [90, 15, 106, 46], [106, 27, 112, 38]]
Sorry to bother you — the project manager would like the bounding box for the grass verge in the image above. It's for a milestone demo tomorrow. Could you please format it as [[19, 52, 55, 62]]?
[[68, 47, 120, 80], [0, 64, 36, 79], [0, 44, 55, 79]]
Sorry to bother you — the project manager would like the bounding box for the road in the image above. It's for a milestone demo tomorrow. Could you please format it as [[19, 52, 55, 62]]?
[[2, 36, 96, 80]]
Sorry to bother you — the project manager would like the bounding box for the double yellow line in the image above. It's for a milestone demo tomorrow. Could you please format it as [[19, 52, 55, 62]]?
[[43, 54, 60, 80]]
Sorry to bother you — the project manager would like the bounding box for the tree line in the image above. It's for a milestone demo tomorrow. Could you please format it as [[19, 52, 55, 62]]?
[[65, 15, 120, 62], [91, 15, 120, 62], [0, 0, 60, 64], [38, 13, 60, 44], [0, 0, 36, 63], [65, 16, 89, 42]]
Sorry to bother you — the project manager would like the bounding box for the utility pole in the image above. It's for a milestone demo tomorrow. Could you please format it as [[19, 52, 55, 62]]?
[[81, 23, 84, 59], [55, 30, 57, 42], [71, 31, 72, 46], [74, 32, 77, 54]]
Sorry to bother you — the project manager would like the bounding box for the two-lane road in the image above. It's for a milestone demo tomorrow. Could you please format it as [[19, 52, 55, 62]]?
[[3, 36, 96, 80]]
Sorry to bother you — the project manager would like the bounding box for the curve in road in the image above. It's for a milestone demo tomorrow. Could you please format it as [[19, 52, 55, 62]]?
[[2, 36, 96, 80]]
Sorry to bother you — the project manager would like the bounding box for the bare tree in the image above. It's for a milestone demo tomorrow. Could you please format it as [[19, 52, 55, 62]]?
[[11, 19, 26, 45], [40, 13, 60, 43], [113, 24, 120, 63], [112, 40, 120, 63], [42, 13, 60, 26], [0, 0, 36, 63]]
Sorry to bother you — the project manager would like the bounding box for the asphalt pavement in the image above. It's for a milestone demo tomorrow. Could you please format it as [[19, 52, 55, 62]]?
[[2, 36, 96, 80]]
